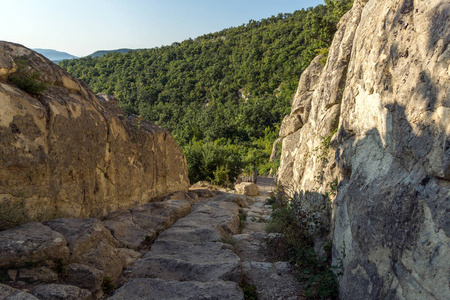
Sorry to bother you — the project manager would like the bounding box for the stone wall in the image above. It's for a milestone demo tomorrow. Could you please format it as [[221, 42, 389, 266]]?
[[0, 42, 189, 226], [276, 0, 449, 298]]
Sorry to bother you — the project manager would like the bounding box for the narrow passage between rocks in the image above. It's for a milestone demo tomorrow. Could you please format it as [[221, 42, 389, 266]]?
[[109, 177, 303, 300]]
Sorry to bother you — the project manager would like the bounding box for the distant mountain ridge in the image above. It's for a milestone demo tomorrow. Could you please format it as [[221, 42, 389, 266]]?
[[87, 48, 137, 58], [33, 48, 77, 62], [33, 48, 139, 62]]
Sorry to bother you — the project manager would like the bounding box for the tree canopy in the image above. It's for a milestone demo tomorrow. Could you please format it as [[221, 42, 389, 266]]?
[[60, 0, 353, 184]]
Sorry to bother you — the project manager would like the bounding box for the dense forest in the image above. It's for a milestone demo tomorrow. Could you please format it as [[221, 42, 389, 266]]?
[[60, 0, 353, 185]]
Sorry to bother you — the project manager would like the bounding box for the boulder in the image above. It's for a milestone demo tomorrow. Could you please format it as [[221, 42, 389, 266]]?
[[17, 267, 58, 283], [188, 188, 214, 199], [44, 218, 119, 258], [44, 218, 127, 289], [103, 212, 156, 249], [0, 283, 39, 300], [109, 278, 244, 300], [130, 200, 191, 233], [33, 284, 93, 300], [235, 182, 258, 196], [0, 222, 69, 269], [117, 248, 142, 267], [62, 263, 103, 293], [216, 193, 250, 208], [0, 42, 189, 226], [77, 240, 126, 283], [279, 114, 303, 137]]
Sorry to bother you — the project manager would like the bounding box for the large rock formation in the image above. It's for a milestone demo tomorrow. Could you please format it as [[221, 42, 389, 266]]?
[[276, 0, 449, 299], [0, 42, 189, 226]]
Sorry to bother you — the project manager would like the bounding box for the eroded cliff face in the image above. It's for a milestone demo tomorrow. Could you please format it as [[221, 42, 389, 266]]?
[[0, 42, 189, 225], [277, 0, 449, 298]]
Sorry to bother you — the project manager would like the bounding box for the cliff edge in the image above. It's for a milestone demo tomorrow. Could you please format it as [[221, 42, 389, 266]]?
[[0, 42, 189, 227], [276, 0, 449, 298]]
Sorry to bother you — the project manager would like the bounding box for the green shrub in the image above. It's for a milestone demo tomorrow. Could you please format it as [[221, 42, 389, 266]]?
[[240, 282, 258, 300], [102, 276, 116, 294], [220, 233, 238, 246], [10, 58, 48, 95], [265, 187, 340, 299]]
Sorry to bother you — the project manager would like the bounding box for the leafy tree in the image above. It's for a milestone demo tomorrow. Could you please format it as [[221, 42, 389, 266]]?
[[60, 0, 353, 184]]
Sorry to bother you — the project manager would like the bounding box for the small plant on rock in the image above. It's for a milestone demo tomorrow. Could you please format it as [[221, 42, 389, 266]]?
[[240, 282, 258, 300], [102, 276, 116, 294], [9, 58, 48, 96], [220, 233, 238, 246], [265, 186, 340, 299]]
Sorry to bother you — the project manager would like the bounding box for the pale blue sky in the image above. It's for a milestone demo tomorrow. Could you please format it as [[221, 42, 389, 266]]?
[[2, 0, 324, 57]]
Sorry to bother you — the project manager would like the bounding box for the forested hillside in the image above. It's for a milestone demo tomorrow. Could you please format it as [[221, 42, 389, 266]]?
[[60, 0, 353, 184]]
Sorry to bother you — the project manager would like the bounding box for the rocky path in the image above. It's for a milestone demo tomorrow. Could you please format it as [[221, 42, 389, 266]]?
[[110, 176, 303, 300], [0, 178, 303, 300], [235, 177, 304, 300], [109, 194, 246, 299]]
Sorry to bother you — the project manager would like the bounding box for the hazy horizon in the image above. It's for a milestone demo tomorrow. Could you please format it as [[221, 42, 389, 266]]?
[[1, 0, 324, 57]]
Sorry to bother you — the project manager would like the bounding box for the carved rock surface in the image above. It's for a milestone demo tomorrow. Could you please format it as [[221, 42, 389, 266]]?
[[121, 198, 242, 284], [33, 284, 93, 300], [0, 283, 39, 300], [276, 0, 450, 299], [279, 114, 302, 137], [0, 42, 189, 225], [0, 222, 69, 269], [109, 278, 244, 300]]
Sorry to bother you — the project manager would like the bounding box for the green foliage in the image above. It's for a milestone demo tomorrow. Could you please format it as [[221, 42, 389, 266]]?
[[10, 58, 47, 95], [240, 282, 258, 300], [313, 127, 338, 167], [54, 258, 66, 274], [102, 276, 116, 294], [239, 210, 247, 232], [59, 1, 352, 183], [182, 139, 244, 184], [220, 233, 238, 246], [0, 270, 9, 283], [324, 177, 339, 200], [265, 188, 341, 299]]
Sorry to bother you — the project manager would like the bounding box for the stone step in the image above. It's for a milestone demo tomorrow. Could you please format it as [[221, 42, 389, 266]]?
[[242, 261, 301, 300], [120, 236, 241, 283], [108, 278, 243, 300]]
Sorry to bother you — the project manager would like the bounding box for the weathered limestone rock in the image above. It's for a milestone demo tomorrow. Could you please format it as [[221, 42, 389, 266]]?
[[117, 248, 142, 267], [63, 263, 103, 293], [241, 261, 301, 300], [0, 283, 39, 300], [102, 211, 156, 250], [279, 114, 303, 137], [216, 193, 251, 208], [17, 267, 58, 283], [291, 55, 325, 119], [33, 284, 93, 300], [44, 218, 119, 258], [121, 199, 242, 284], [276, 0, 450, 299], [0, 222, 69, 269], [122, 240, 241, 283], [0, 42, 189, 226], [109, 278, 244, 300], [235, 182, 258, 196], [44, 218, 126, 283], [129, 200, 191, 233]]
